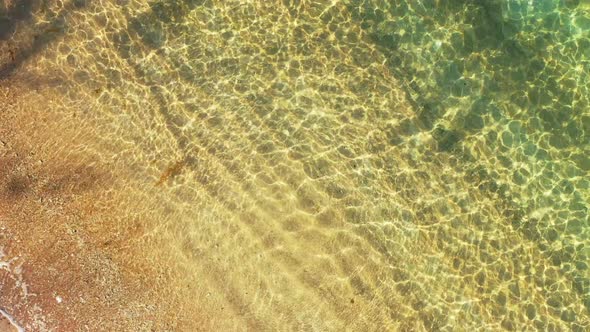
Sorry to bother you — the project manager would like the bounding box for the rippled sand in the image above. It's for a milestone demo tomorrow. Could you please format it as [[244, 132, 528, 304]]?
[[1, 0, 589, 331]]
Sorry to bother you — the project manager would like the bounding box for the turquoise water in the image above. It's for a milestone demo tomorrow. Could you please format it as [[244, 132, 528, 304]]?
[[1, 0, 589, 330]]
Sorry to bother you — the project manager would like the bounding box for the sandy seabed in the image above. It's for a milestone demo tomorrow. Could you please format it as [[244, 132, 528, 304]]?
[[1, 0, 589, 331]]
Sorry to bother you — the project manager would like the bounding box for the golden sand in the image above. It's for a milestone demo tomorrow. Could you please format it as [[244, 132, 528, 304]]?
[[1, 0, 589, 331]]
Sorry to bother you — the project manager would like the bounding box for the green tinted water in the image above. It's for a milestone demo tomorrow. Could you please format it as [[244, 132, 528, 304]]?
[[1, 0, 589, 330]]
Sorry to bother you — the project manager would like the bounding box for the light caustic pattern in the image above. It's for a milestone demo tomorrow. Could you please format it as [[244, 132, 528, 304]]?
[[0, 0, 589, 331]]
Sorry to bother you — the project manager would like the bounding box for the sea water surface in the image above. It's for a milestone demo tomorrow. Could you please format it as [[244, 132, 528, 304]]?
[[0, 0, 589, 331]]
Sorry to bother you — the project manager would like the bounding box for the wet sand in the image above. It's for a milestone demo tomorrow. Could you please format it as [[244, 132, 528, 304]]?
[[0, 308, 22, 332], [1, 0, 589, 331]]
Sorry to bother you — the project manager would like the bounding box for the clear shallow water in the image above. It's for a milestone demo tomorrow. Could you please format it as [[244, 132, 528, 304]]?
[[0, 0, 589, 330]]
